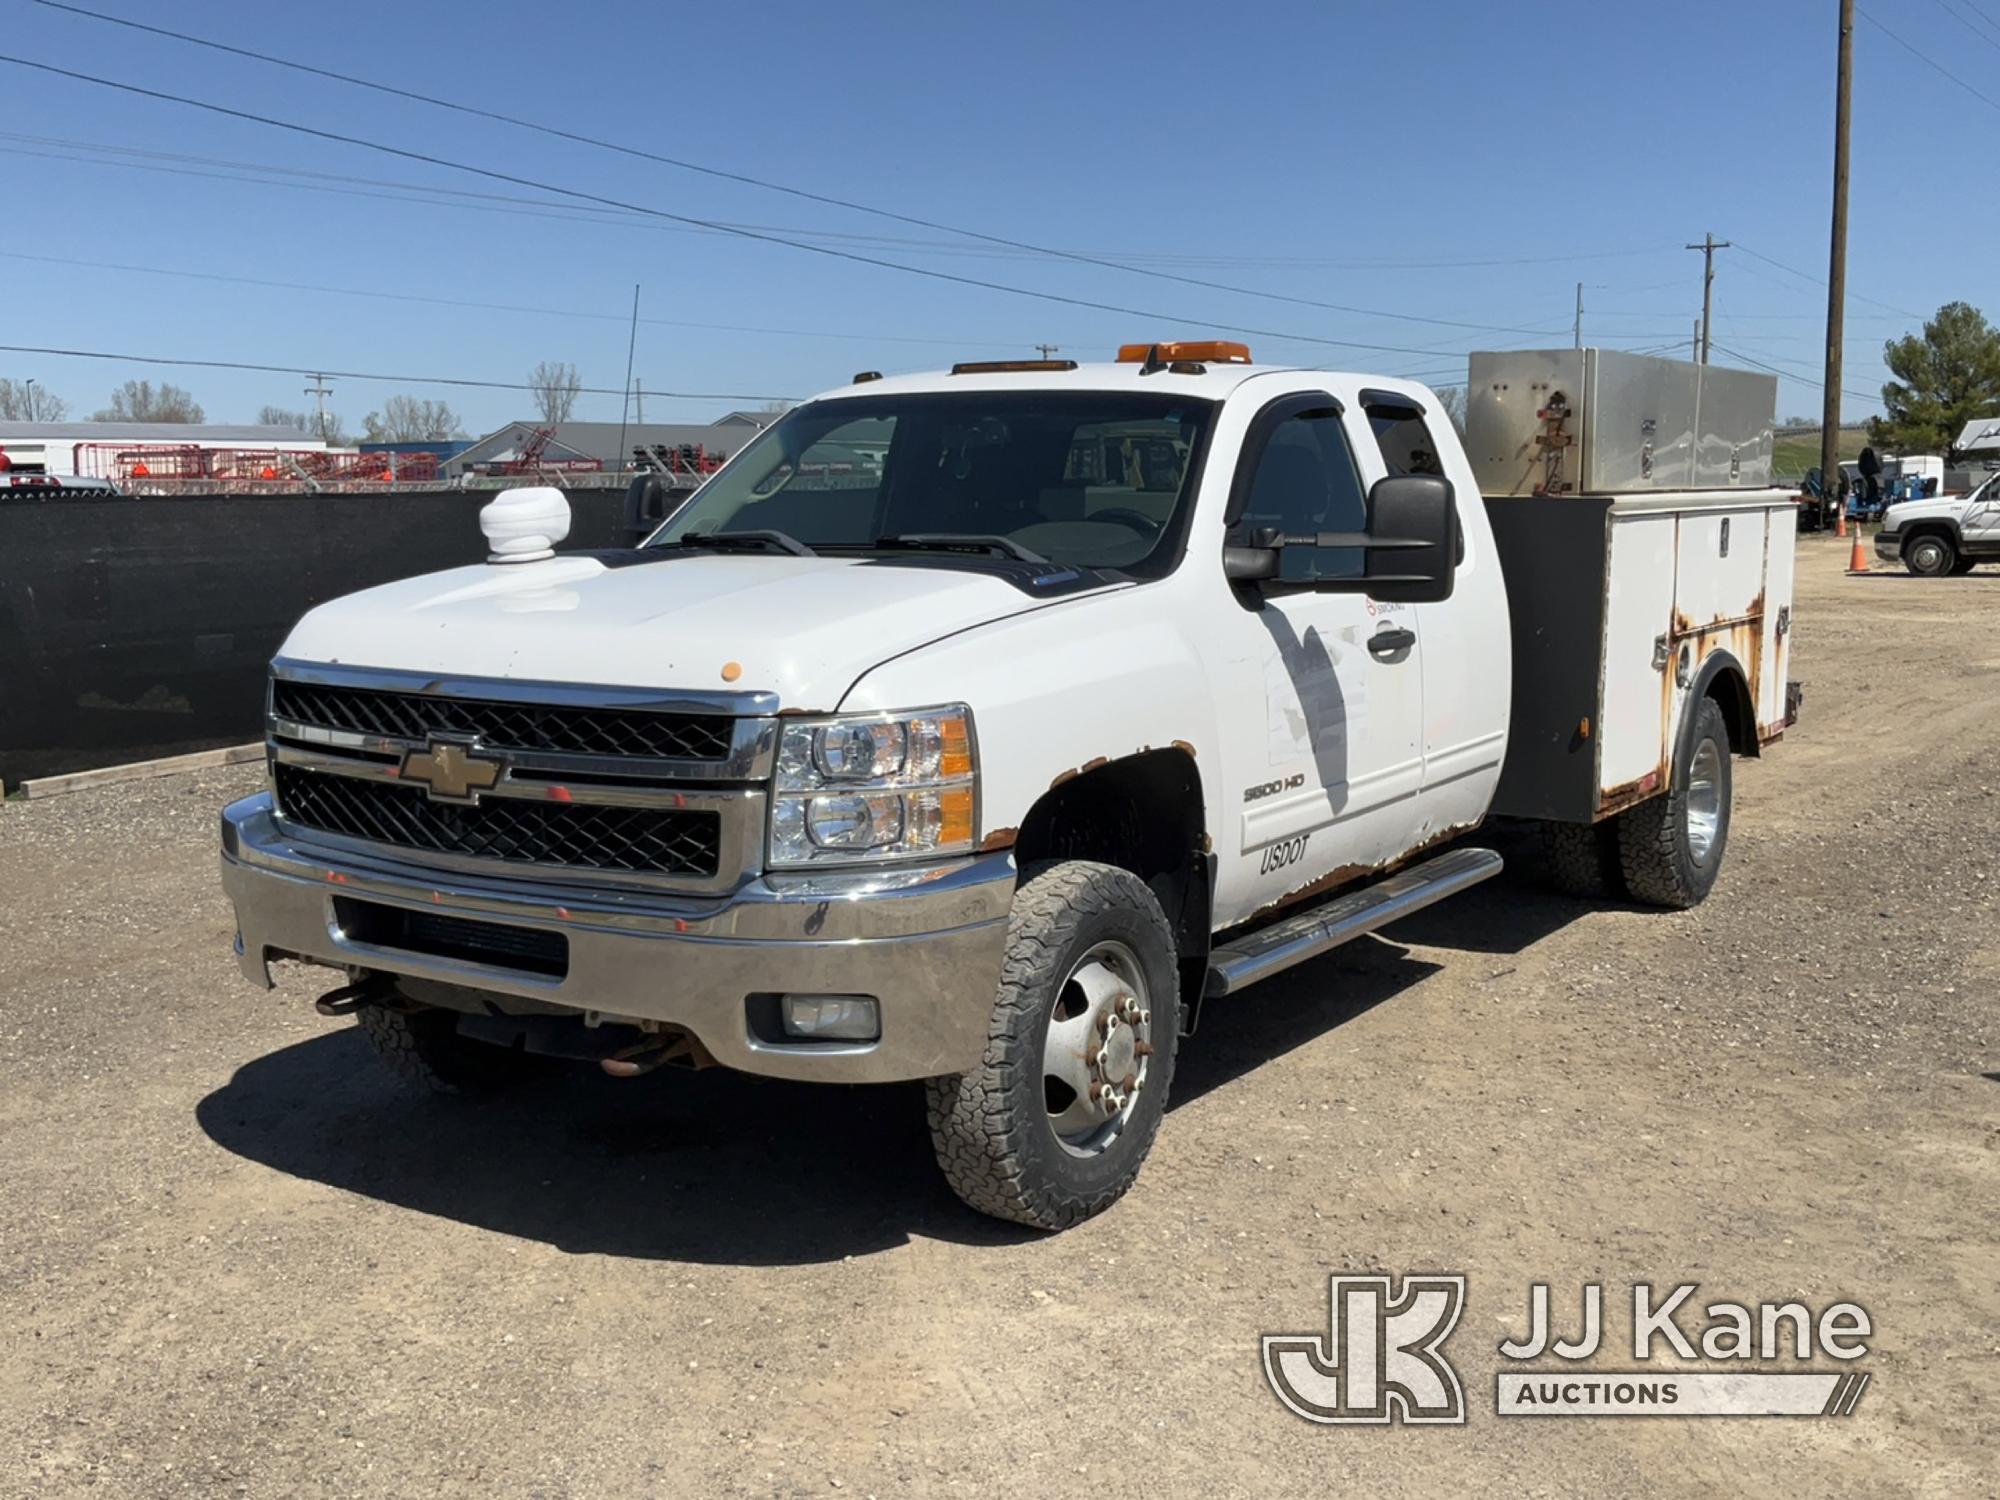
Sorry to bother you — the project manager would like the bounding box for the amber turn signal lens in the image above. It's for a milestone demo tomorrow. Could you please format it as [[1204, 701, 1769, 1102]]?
[[938, 786, 975, 847], [938, 715, 973, 779]]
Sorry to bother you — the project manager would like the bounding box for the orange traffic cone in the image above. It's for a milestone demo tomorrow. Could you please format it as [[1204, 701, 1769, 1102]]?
[[1847, 528, 1868, 574], [1834, 506, 1847, 538]]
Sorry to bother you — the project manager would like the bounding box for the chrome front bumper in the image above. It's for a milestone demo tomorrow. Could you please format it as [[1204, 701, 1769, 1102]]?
[[219, 793, 1015, 1083], [1875, 532, 1903, 561]]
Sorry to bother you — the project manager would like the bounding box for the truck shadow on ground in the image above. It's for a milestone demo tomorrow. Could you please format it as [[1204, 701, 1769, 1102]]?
[[194, 864, 1588, 1267]]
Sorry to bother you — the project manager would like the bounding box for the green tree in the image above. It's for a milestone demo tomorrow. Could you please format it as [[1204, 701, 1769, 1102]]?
[[1870, 301, 2000, 458]]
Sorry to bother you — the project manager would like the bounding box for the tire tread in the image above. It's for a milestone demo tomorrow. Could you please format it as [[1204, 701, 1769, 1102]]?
[[925, 861, 1180, 1230]]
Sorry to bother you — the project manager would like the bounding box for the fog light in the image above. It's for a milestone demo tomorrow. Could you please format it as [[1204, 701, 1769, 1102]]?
[[780, 995, 881, 1041]]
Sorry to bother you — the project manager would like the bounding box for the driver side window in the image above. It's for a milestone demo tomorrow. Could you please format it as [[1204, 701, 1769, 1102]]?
[[1234, 408, 1369, 579]]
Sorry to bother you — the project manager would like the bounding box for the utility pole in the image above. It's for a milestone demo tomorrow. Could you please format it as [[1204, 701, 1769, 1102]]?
[[1685, 233, 1731, 364], [303, 373, 333, 442], [1034, 343, 1060, 359], [1694, 320, 1702, 362], [1821, 0, 1855, 496], [1574, 284, 1584, 349]]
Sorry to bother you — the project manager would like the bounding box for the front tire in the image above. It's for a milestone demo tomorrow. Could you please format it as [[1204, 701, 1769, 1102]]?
[[1615, 696, 1733, 909], [926, 861, 1182, 1230], [1905, 533, 1956, 577]]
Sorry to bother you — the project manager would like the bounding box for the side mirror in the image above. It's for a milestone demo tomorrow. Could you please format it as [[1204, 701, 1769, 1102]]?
[[1221, 474, 1459, 603], [1361, 474, 1458, 604], [622, 473, 670, 546]]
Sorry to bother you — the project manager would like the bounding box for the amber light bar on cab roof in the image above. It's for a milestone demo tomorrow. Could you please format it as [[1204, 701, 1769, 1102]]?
[[1116, 340, 1253, 364]]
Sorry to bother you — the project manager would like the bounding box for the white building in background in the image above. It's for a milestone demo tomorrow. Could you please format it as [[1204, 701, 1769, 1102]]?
[[0, 420, 331, 476]]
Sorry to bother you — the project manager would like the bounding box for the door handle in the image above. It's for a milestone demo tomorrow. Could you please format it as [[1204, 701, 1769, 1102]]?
[[1367, 626, 1416, 659]]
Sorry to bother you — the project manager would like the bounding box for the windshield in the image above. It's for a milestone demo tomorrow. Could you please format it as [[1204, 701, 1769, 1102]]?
[[648, 390, 1216, 576]]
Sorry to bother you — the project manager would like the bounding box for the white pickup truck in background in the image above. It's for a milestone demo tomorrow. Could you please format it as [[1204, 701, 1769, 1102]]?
[[1875, 469, 2000, 575], [220, 341, 1797, 1228]]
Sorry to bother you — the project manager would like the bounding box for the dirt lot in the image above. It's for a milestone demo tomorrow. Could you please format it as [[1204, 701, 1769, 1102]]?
[[2, 534, 1995, 1498]]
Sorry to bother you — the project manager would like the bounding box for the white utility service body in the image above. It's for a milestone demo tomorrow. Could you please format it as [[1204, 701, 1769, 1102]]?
[[220, 341, 1795, 1227]]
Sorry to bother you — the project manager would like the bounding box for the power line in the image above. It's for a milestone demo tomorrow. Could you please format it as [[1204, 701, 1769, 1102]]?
[[1857, 5, 2000, 113], [0, 132, 1677, 295], [0, 343, 797, 404], [0, 53, 1566, 361], [1728, 241, 1923, 320], [1706, 341, 1879, 404], [0, 249, 1579, 378], [1929, 0, 2000, 53], [0, 248, 1040, 350], [24, 1, 1672, 334]]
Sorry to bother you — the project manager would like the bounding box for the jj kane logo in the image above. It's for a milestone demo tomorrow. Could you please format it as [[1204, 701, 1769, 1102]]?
[[1265, 1276, 1872, 1425], [1263, 1275, 1467, 1424]]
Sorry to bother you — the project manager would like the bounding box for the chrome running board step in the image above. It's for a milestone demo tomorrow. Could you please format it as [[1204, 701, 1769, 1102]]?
[[1205, 846, 1503, 997]]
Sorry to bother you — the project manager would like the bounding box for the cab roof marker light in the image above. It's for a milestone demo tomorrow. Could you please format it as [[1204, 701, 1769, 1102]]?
[[948, 359, 1080, 375]]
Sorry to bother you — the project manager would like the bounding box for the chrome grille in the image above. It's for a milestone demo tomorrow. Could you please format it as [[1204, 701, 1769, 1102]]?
[[274, 763, 721, 878], [271, 679, 734, 762]]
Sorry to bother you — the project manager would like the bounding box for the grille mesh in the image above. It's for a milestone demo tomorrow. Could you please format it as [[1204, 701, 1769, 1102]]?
[[272, 680, 734, 762], [274, 763, 721, 877]]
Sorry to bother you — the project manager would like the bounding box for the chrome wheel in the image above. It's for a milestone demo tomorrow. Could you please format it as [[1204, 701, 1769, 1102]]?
[[1686, 738, 1724, 866], [1042, 940, 1153, 1158]]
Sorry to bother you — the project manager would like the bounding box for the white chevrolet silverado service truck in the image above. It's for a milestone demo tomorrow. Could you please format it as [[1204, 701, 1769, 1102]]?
[[220, 341, 1798, 1228]]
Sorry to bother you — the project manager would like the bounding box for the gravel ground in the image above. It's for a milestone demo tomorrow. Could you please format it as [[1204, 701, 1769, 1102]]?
[[2, 534, 1995, 1498]]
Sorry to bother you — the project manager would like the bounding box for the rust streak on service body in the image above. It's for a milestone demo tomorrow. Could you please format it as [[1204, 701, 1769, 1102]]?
[[1595, 769, 1661, 818], [978, 826, 1019, 853]]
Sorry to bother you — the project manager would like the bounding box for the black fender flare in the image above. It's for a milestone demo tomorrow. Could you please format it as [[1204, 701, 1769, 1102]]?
[[1680, 646, 1757, 770]]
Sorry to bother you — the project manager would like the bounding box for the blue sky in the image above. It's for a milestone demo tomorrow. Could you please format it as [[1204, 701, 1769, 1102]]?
[[5, 0, 1992, 435]]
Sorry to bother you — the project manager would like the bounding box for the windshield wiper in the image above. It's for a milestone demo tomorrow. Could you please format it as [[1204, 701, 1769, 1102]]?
[[868, 533, 1049, 564], [663, 529, 817, 557]]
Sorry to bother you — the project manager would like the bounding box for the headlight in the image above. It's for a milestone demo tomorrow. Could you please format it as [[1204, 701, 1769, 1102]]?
[[769, 705, 977, 866]]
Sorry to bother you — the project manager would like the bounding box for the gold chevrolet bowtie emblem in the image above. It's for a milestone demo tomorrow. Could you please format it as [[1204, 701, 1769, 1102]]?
[[399, 738, 504, 803]]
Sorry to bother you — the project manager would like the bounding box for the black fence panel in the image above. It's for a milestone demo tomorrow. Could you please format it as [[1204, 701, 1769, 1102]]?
[[1, 487, 629, 787]]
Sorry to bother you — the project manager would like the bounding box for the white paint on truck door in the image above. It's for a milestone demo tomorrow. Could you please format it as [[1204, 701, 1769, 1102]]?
[[1962, 478, 2000, 553], [1358, 388, 1511, 840], [1203, 389, 1426, 922]]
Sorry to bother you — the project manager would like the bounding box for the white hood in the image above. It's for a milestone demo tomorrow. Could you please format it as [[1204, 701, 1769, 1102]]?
[[279, 552, 1098, 709], [1881, 495, 1966, 528]]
